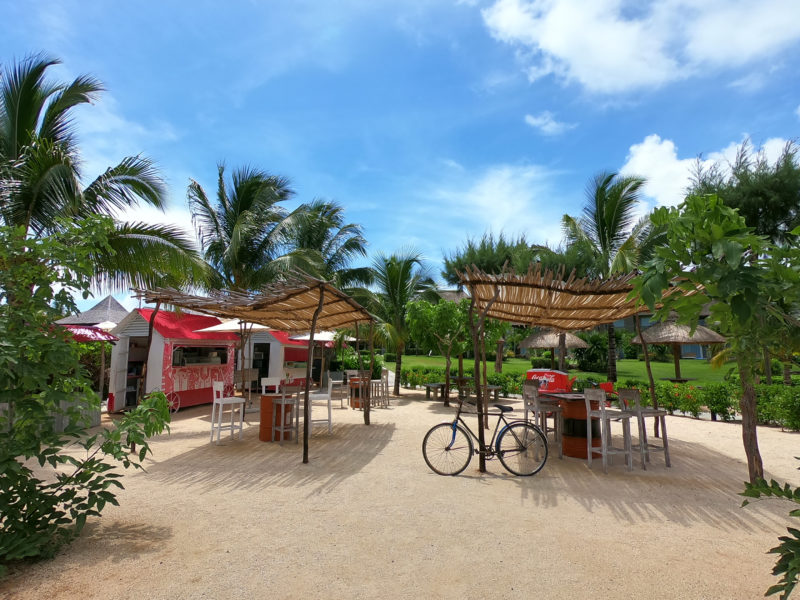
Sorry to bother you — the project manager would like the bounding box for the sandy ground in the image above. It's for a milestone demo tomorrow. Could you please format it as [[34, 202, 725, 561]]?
[[2, 390, 799, 600]]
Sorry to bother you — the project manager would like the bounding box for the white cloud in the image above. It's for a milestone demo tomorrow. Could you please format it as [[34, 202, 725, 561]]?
[[620, 134, 792, 208], [73, 94, 179, 185], [427, 163, 567, 246], [524, 111, 576, 135], [796, 104, 800, 120], [620, 135, 704, 208], [481, 0, 800, 94]]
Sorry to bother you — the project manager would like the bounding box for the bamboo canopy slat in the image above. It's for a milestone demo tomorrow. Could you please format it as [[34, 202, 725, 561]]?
[[459, 264, 669, 330], [132, 272, 374, 332], [519, 330, 588, 349]]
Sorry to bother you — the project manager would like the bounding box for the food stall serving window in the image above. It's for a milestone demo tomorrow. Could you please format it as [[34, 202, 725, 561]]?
[[172, 346, 228, 366]]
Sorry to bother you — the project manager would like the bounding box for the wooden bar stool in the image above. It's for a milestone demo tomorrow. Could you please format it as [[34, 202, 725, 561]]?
[[522, 380, 563, 459]]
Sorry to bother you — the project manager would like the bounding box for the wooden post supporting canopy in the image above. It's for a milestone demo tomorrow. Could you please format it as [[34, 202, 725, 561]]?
[[303, 285, 325, 464]]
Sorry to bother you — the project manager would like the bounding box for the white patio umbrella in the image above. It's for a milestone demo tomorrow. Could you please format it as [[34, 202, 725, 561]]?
[[194, 319, 270, 333], [290, 331, 355, 342]]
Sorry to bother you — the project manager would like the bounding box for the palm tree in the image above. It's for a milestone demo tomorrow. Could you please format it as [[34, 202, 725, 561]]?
[[188, 164, 302, 290], [0, 53, 207, 291], [368, 250, 436, 395], [562, 171, 647, 382], [287, 199, 372, 290]]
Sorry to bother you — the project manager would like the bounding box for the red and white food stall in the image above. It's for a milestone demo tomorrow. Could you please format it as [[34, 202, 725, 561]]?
[[107, 309, 238, 412]]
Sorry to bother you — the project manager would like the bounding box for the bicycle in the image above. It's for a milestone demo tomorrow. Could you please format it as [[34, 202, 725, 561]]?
[[422, 395, 548, 477]]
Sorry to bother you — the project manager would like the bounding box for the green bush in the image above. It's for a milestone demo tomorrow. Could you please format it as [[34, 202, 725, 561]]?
[[573, 331, 608, 372], [699, 383, 737, 421], [530, 357, 552, 368], [384, 352, 396, 362], [756, 384, 800, 430]]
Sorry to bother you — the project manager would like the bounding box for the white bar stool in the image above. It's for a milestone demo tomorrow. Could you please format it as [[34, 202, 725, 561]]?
[[273, 386, 298, 444], [584, 388, 633, 473], [210, 381, 245, 444]]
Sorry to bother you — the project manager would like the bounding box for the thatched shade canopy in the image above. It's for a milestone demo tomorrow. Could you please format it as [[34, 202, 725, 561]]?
[[132, 273, 373, 332], [631, 321, 726, 345], [134, 273, 374, 465], [519, 330, 588, 349], [632, 321, 726, 381], [458, 265, 661, 330]]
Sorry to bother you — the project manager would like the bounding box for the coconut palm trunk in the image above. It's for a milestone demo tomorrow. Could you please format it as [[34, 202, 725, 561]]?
[[607, 323, 617, 382], [394, 349, 402, 396]]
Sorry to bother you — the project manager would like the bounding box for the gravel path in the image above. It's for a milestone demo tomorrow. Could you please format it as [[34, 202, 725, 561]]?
[[2, 391, 798, 600]]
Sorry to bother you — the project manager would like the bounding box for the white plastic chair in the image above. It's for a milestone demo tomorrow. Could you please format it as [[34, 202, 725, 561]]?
[[584, 388, 632, 473], [210, 381, 245, 444]]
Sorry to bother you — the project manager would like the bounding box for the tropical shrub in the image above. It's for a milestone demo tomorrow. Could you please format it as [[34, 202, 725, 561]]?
[[574, 331, 608, 372], [0, 219, 171, 575], [700, 383, 737, 421]]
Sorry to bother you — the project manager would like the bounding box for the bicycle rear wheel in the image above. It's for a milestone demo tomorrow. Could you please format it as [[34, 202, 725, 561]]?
[[422, 422, 473, 476], [497, 422, 548, 476]]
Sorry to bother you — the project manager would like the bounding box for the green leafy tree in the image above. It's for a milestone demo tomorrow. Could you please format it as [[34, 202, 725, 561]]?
[[0, 53, 207, 292], [741, 458, 800, 599], [407, 298, 471, 405], [0, 217, 170, 575], [188, 164, 301, 289], [441, 233, 539, 287], [690, 140, 800, 382], [368, 250, 436, 396], [563, 171, 649, 382], [634, 194, 800, 482]]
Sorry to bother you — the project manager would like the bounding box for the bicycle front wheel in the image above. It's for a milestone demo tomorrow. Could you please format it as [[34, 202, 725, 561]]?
[[497, 422, 548, 476], [422, 422, 473, 476]]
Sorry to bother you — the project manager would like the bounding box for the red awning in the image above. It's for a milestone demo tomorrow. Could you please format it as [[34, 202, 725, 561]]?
[[268, 330, 308, 347], [62, 325, 119, 343], [136, 309, 239, 341]]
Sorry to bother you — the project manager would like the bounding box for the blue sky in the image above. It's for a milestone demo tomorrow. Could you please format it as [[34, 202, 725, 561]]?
[[3, 0, 799, 312]]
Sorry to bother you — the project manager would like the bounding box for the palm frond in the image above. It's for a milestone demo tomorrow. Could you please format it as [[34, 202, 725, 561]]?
[[81, 155, 166, 215]]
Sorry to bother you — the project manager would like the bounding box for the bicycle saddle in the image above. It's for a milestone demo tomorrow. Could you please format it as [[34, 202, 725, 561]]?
[[492, 404, 513, 413]]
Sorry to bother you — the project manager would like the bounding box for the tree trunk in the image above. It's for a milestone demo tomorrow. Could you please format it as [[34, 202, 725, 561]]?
[[737, 358, 764, 483], [467, 295, 486, 473], [366, 321, 374, 426], [494, 339, 504, 373], [481, 333, 489, 429], [636, 314, 660, 438], [139, 301, 161, 403], [458, 354, 464, 379], [762, 347, 772, 385], [394, 350, 402, 396], [783, 362, 793, 386], [607, 322, 617, 382], [558, 333, 567, 371], [303, 286, 325, 463]]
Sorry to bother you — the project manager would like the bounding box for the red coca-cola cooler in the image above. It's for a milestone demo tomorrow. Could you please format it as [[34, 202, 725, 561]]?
[[526, 369, 576, 392]]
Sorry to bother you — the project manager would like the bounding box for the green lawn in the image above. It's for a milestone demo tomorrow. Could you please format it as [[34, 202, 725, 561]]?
[[400, 355, 729, 385]]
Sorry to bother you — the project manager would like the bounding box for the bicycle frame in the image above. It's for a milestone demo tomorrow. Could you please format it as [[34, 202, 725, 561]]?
[[447, 401, 531, 458]]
